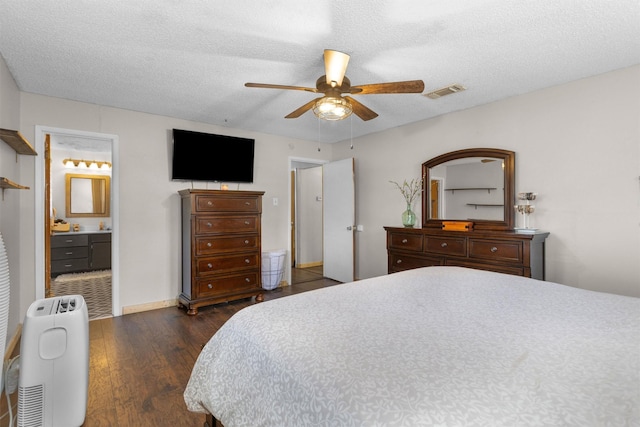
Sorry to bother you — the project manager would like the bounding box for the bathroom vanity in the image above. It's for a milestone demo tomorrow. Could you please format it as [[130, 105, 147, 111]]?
[[50, 231, 111, 276]]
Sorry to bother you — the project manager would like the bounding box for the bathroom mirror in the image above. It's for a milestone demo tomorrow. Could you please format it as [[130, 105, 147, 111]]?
[[65, 173, 110, 217], [422, 148, 515, 230]]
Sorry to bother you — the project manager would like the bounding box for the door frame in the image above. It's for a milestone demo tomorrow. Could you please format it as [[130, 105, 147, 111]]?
[[34, 126, 121, 316]]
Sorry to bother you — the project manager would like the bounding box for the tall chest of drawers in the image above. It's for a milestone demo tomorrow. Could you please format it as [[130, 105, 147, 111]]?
[[179, 189, 265, 315], [384, 227, 549, 280]]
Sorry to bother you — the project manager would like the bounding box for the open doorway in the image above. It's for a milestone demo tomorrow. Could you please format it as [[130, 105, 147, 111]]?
[[290, 159, 325, 285], [35, 126, 120, 318]]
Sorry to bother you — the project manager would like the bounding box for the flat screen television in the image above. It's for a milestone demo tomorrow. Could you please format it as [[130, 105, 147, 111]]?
[[171, 129, 255, 183]]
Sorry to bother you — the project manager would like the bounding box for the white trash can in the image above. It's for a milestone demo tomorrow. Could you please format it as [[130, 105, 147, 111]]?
[[261, 249, 286, 290]]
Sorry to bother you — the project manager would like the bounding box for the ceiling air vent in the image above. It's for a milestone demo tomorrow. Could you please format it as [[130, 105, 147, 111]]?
[[424, 84, 466, 99]]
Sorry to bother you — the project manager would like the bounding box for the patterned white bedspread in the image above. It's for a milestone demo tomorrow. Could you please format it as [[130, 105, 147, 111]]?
[[184, 267, 640, 426]]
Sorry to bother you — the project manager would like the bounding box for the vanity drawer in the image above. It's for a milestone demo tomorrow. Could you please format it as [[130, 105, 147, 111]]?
[[388, 233, 423, 251], [51, 246, 88, 261], [196, 253, 259, 275], [196, 235, 258, 255], [51, 234, 88, 248], [195, 195, 260, 213], [197, 271, 260, 297], [424, 236, 467, 256], [195, 215, 259, 234], [469, 239, 523, 263], [51, 258, 89, 274], [390, 252, 442, 272]]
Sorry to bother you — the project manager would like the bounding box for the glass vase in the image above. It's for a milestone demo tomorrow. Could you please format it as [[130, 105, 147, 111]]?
[[402, 203, 417, 228]]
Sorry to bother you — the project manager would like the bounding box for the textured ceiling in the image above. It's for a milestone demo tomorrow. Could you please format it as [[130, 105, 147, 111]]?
[[1, 1, 639, 143]]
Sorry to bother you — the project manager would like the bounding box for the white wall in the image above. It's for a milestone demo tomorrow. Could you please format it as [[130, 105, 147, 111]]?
[[18, 94, 333, 316], [0, 53, 30, 340], [335, 65, 640, 297]]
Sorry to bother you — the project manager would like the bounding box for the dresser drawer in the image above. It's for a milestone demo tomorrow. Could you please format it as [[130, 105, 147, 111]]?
[[197, 271, 260, 297], [446, 259, 525, 276], [195, 215, 259, 234], [388, 233, 423, 251], [425, 236, 466, 256], [195, 195, 260, 213], [469, 239, 523, 263], [390, 253, 442, 272], [51, 246, 89, 261], [51, 234, 89, 248], [197, 253, 259, 275], [196, 235, 258, 255]]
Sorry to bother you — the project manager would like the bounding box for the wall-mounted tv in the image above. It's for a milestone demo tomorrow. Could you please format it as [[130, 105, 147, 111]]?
[[171, 129, 255, 183]]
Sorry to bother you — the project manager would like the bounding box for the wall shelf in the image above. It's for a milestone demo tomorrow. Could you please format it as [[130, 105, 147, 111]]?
[[0, 128, 36, 200], [0, 177, 30, 200], [467, 203, 504, 209], [0, 128, 37, 156], [445, 187, 496, 194]]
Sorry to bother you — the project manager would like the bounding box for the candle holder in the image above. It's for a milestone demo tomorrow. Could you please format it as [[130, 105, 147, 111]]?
[[515, 192, 537, 231]]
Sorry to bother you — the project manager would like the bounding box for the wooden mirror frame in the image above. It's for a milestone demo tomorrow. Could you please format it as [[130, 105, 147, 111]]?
[[421, 148, 515, 231], [65, 173, 111, 218]]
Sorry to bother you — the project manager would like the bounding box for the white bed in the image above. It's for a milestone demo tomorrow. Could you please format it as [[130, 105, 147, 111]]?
[[184, 267, 640, 426]]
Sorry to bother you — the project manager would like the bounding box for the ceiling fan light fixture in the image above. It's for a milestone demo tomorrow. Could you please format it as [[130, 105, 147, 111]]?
[[313, 96, 353, 121]]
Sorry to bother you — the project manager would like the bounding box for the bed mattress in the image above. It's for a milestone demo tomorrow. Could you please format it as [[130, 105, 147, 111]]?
[[185, 267, 639, 426]]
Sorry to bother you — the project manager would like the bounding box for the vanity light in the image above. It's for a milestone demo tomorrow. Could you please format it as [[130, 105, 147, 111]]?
[[62, 158, 112, 170]]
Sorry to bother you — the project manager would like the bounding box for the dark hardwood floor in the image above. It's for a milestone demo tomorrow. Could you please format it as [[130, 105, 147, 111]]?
[[83, 276, 339, 426]]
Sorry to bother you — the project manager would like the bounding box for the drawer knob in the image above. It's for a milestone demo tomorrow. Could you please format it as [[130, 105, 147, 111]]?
[[441, 242, 448, 248], [207, 242, 212, 247], [207, 284, 213, 289], [207, 263, 213, 269], [65, 252, 73, 255], [206, 222, 212, 227], [491, 246, 498, 253], [401, 239, 408, 244], [244, 240, 249, 244], [245, 202, 250, 206], [244, 221, 250, 225], [245, 258, 250, 263], [65, 239, 73, 243], [396, 259, 402, 264], [245, 277, 250, 282], [207, 201, 213, 206]]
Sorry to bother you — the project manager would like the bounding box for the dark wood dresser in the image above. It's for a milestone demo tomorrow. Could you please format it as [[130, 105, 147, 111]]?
[[178, 189, 265, 315], [384, 227, 549, 280]]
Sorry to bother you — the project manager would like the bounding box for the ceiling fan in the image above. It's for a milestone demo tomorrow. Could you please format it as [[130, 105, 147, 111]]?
[[245, 49, 425, 121]]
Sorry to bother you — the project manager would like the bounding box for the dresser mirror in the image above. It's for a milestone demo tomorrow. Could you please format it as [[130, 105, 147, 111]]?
[[422, 148, 515, 230], [65, 173, 110, 217]]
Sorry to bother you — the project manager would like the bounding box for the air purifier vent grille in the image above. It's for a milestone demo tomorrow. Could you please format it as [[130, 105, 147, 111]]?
[[17, 384, 44, 427]]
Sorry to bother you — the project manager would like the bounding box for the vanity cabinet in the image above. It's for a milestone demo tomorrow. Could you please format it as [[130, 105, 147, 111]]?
[[178, 189, 265, 315], [50, 232, 112, 276], [385, 227, 549, 280]]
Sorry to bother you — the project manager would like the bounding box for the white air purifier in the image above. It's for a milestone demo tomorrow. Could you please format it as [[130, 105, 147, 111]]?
[[18, 295, 89, 427]]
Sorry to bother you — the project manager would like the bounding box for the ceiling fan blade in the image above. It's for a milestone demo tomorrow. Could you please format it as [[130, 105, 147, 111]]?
[[344, 96, 378, 121], [324, 49, 350, 87], [284, 97, 323, 119], [350, 80, 425, 95], [245, 82, 318, 93]]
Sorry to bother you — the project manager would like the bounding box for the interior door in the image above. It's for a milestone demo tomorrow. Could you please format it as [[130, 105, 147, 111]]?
[[322, 158, 355, 283]]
